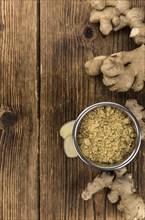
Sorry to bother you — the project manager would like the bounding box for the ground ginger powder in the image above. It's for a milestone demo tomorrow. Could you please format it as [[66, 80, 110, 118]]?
[[77, 106, 136, 165]]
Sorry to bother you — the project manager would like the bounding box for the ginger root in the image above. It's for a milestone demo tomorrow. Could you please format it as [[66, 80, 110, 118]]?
[[125, 99, 145, 140], [82, 172, 114, 200], [82, 167, 145, 220], [89, 0, 145, 45], [90, 7, 121, 35], [60, 120, 78, 158], [85, 45, 145, 92], [91, 0, 131, 13], [114, 8, 145, 45]]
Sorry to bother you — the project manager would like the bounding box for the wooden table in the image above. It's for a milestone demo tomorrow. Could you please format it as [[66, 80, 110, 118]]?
[[0, 1, 145, 219]]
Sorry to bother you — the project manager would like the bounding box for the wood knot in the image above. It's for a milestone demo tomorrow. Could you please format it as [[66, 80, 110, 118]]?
[[0, 24, 5, 31], [1, 111, 17, 128], [83, 26, 94, 39]]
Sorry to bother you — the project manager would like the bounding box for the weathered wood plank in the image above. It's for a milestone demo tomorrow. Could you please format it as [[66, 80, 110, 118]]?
[[0, 1, 39, 220], [40, 1, 106, 220], [40, 0, 145, 220]]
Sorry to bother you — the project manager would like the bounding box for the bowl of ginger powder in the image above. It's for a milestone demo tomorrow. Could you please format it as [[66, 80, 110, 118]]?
[[73, 102, 141, 170]]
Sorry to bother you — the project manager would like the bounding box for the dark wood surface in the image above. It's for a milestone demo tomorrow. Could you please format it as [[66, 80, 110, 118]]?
[[0, 1, 39, 220], [0, 0, 145, 219]]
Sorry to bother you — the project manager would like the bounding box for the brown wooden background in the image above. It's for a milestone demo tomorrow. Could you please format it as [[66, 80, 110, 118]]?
[[0, 0, 144, 220]]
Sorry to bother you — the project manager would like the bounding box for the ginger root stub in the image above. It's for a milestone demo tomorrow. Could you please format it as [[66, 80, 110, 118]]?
[[77, 106, 136, 165]]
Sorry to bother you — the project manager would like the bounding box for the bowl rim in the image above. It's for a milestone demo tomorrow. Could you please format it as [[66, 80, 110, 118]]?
[[73, 102, 141, 171]]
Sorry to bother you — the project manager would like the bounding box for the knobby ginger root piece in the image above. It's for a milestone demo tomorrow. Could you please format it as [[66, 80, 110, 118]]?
[[91, 0, 132, 13], [115, 166, 127, 177], [89, 0, 145, 45], [114, 8, 145, 45], [117, 194, 145, 220], [130, 25, 145, 45], [60, 120, 75, 139], [82, 172, 114, 200], [101, 45, 145, 92], [108, 172, 145, 220], [85, 56, 106, 76], [85, 45, 145, 92], [64, 135, 78, 158], [82, 168, 145, 220], [125, 99, 145, 140], [108, 172, 135, 204], [90, 7, 121, 35]]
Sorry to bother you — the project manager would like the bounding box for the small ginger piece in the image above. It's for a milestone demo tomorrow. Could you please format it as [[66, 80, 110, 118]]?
[[85, 56, 106, 76], [89, 0, 145, 45], [60, 120, 75, 139], [85, 45, 145, 92], [82, 168, 145, 220], [82, 172, 114, 200], [125, 99, 145, 140], [90, 7, 120, 35], [130, 25, 145, 45], [115, 166, 127, 177], [64, 135, 78, 158], [60, 120, 78, 158]]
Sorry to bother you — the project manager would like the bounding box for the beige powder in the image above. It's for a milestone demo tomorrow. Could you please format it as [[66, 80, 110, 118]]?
[[77, 106, 136, 165]]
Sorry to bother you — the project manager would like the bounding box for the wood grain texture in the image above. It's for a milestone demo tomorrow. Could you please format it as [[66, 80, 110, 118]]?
[[0, 1, 39, 220], [0, 0, 144, 220], [40, 0, 145, 220]]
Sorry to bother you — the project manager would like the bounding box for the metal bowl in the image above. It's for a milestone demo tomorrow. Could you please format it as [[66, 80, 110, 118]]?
[[73, 102, 141, 171]]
